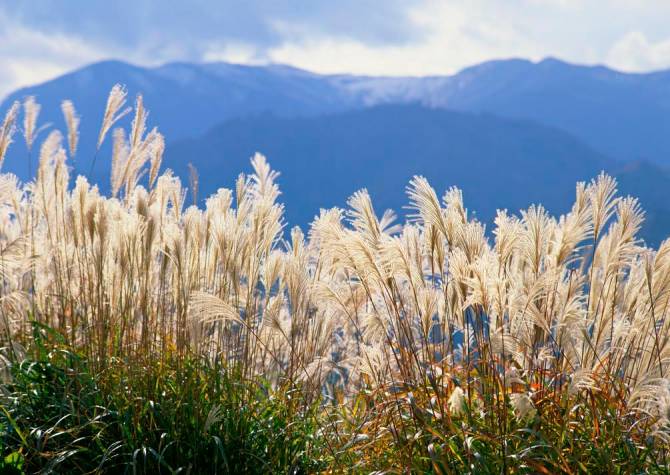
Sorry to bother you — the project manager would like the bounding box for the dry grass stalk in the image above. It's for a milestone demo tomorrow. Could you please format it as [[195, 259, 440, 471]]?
[[0, 88, 669, 452]]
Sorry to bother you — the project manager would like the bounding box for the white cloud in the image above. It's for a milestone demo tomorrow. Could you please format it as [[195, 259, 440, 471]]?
[[606, 31, 670, 72], [0, 18, 108, 99], [265, 1, 670, 76], [267, 1, 545, 76], [202, 42, 265, 65], [4, 0, 670, 99]]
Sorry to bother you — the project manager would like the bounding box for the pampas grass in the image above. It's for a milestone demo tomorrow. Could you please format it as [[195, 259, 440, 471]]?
[[1, 89, 670, 472], [60, 100, 79, 158], [97, 84, 130, 150], [22, 96, 40, 154], [0, 101, 19, 169]]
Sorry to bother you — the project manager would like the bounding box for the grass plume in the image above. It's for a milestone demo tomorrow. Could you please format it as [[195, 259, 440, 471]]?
[[0, 89, 669, 473]]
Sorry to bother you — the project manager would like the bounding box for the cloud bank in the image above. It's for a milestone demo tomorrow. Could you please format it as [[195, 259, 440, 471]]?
[[2, 0, 670, 98]]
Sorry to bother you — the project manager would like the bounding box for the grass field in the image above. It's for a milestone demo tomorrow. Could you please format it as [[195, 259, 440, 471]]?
[[1, 87, 669, 473]]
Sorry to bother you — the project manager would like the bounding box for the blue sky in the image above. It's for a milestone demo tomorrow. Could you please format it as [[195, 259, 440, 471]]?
[[1, 0, 670, 97]]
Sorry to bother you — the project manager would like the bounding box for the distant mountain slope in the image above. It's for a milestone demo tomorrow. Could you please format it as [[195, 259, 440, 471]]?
[[615, 160, 670, 244], [340, 58, 670, 164], [0, 60, 361, 181], [3, 57, 670, 180], [163, 104, 670, 245]]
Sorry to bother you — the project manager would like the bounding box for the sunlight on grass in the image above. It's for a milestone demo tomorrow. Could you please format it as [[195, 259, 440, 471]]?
[[0, 88, 669, 473]]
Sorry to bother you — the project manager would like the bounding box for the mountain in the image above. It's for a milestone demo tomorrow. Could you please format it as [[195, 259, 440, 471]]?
[[339, 57, 670, 165], [3, 57, 670, 179], [163, 104, 670, 245], [0, 60, 362, 181], [615, 160, 670, 244]]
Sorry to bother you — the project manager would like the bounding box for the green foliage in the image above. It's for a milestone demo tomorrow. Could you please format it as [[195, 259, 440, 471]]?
[[4, 332, 667, 473], [102, 355, 327, 474], [330, 383, 670, 474], [0, 328, 328, 474], [2, 323, 670, 474]]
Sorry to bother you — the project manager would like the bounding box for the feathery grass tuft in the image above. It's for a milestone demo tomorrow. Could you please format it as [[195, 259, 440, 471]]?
[[0, 89, 669, 472]]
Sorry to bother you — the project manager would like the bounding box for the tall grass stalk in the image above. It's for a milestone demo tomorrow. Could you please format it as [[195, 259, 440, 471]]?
[[0, 88, 669, 472]]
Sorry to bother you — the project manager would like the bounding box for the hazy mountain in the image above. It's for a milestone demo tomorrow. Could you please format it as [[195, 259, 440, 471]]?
[[163, 104, 670, 245], [339, 57, 670, 165], [615, 160, 670, 244], [3, 57, 670, 176], [0, 60, 362, 181]]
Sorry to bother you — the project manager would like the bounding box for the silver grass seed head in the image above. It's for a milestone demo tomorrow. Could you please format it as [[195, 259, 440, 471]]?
[[0, 102, 20, 171], [61, 100, 80, 157], [97, 84, 131, 150], [23, 96, 40, 151]]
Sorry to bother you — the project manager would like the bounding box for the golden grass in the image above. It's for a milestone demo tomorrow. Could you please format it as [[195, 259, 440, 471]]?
[[1, 87, 670, 471]]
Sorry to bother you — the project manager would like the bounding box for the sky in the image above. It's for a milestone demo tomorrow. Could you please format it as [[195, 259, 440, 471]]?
[[1, 0, 670, 98]]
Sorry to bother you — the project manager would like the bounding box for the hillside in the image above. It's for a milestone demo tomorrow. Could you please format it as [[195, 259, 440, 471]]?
[[164, 104, 670, 245], [0, 60, 360, 180], [3, 57, 670, 175]]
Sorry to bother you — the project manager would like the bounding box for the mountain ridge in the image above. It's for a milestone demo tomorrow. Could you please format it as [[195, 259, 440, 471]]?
[[163, 104, 670, 245], [4, 56, 670, 167]]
